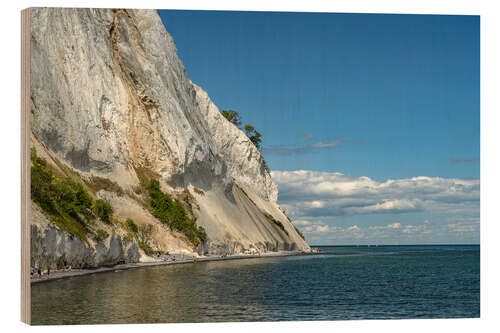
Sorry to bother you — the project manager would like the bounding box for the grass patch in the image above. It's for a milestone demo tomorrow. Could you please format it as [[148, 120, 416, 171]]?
[[31, 149, 94, 242], [122, 232, 135, 245], [126, 218, 138, 233], [85, 175, 123, 196], [94, 229, 109, 242], [263, 212, 288, 236], [94, 199, 113, 224], [146, 179, 207, 246], [133, 165, 160, 189], [30, 148, 119, 243]]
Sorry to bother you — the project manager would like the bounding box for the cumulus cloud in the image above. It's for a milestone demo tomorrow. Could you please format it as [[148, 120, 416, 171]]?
[[315, 225, 330, 232], [293, 220, 312, 226], [387, 222, 401, 229], [272, 170, 479, 217], [300, 222, 365, 240], [347, 225, 360, 232], [402, 222, 430, 234], [299, 221, 332, 234]]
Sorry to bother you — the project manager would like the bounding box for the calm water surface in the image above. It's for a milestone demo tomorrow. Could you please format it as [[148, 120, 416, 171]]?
[[31, 245, 479, 324]]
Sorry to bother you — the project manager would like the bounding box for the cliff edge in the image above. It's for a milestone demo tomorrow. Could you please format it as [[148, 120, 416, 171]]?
[[29, 8, 310, 267]]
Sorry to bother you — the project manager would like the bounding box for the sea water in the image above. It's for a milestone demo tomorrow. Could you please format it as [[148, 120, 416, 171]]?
[[31, 245, 479, 324]]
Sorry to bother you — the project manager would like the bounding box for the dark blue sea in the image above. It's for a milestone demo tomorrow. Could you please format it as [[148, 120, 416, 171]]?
[[31, 245, 480, 324]]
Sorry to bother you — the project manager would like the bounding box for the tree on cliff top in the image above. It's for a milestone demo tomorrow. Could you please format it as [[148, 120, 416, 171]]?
[[221, 110, 263, 151], [221, 110, 242, 127], [244, 124, 262, 151]]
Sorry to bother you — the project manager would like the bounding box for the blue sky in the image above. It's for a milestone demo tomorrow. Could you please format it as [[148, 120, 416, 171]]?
[[158, 10, 480, 245]]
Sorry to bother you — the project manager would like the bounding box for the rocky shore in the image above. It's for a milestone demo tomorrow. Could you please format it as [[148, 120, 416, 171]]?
[[31, 250, 315, 284]]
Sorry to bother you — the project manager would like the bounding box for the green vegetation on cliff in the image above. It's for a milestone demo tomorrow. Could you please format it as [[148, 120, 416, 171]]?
[[221, 110, 268, 171], [221, 110, 262, 151], [94, 229, 109, 242], [281, 209, 305, 241], [221, 110, 242, 127], [147, 179, 206, 246], [263, 212, 289, 236], [137, 223, 155, 255], [94, 199, 113, 224], [30, 149, 114, 242]]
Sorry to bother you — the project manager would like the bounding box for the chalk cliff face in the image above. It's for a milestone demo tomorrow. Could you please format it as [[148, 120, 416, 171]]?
[[30, 8, 310, 263], [31, 204, 140, 268]]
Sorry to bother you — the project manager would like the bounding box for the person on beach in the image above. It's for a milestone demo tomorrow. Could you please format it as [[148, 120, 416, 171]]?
[[37, 266, 41, 279], [47, 267, 50, 277], [30, 267, 34, 279]]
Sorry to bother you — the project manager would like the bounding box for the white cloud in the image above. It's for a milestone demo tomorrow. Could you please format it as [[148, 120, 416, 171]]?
[[293, 220, 312, 226], [369, 222, 401, 230], [402, 224, 430, 234], [387, 222, 401, 229], [347, 225, 360, 232], [271, 170, 479, 217], [315, 225, 330, 233]]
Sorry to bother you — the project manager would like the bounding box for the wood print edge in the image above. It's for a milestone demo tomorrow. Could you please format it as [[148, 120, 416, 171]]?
[[21, 7, 31, 325]]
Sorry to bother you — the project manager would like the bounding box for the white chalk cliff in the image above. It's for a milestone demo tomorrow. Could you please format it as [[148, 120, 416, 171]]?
[[30, 8, 310, 266]]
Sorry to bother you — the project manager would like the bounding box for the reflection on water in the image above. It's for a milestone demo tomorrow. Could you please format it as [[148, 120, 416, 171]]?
[[31, 246, 480, 325]]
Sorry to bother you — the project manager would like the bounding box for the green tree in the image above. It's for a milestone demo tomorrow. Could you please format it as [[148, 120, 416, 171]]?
[[244, 124, 262, 150], [221, 110, 242, 127]]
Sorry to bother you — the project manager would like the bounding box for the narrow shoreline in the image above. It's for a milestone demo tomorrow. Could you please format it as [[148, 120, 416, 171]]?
[[31, 251, 316, 285]]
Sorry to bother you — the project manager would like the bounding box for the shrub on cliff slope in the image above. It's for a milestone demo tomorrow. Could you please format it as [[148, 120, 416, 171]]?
[[146, 179, 206, 246], [94, 199, 113, 224], [31, 149, 92, 241], [94, 229, 109, 242], [263, 212, 288, 236], [126, 218, 138, 233], [31, 149, 123, 244]]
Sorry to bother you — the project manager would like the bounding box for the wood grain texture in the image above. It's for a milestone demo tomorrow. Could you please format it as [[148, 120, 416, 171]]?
[[21, 7, 31, 325]]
